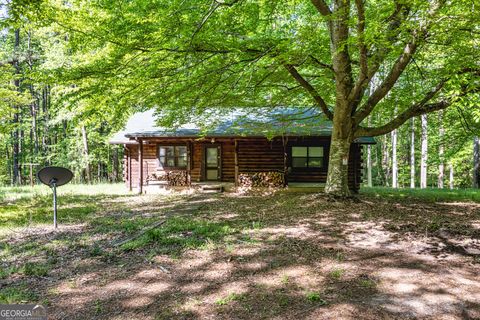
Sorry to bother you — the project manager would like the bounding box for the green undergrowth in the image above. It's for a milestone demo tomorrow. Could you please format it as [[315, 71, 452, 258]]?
[[121, 217, 237, 251], [0, 183, 132, 230], [0, 286, 38, 304], [362, 186, 480, 202]]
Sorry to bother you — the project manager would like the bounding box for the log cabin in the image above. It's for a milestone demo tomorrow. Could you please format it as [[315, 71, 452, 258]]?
[[110, 109, 375, 193]]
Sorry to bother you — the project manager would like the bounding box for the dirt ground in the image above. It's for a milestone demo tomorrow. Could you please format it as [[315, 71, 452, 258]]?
[[1, 191, 479, 319]]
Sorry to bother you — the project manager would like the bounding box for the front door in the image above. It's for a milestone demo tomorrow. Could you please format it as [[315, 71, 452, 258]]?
[[204, 145, 221, 181]]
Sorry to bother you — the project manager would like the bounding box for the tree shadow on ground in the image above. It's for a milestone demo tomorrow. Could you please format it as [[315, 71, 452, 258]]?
[[1, 192, 479, 319]]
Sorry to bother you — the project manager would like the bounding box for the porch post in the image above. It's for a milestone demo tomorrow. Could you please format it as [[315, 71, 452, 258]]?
[[126, 145, 132, 191], [187, 140, 192, 186], [234, 139, 239, 187], [282, 136, 288, 187], [138, 139, 143, 194]]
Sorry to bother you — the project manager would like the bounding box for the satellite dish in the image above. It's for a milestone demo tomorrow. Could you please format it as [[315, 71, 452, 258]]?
[[37, 166, 74, 229], [38, 166, 73, 187]]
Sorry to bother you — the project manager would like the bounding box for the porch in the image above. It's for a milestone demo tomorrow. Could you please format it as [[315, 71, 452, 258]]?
[[139, 180, 326, 194], [124, 136, 363, 194]]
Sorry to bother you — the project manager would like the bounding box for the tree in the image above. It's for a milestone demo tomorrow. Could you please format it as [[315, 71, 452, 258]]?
[[12, 28, 21, 185], [438, 111, 445, 188], [391, 108, 398, 188], [474, 137, 480, 188], [420, 114, 428, 189], [0, 17, 127, 186], [449, 163, 454, 189], [12, 0, 480, 196], [410, 118, 415, 188]]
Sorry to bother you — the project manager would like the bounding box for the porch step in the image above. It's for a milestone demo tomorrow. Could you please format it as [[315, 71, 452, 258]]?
[[200, 184, 224, 193]]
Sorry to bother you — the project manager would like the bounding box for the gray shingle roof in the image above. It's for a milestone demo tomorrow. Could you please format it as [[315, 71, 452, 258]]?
[[109, 108, 376, 144]]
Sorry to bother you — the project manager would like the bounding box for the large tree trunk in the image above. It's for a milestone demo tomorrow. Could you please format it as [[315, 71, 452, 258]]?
[[410, 118, 416, 188], [438, 111, 445, 188], [473, 137, 479, 188], [325, 111, 353, 197], [420, 114, 428, 188]]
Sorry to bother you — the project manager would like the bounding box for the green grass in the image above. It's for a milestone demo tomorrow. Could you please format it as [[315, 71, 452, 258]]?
[[0, 183, 128, 201], [328, 268, 345, 280], [362, 186, 480, 202], [121, 217, 237, 251], [0, 286, 38, 304], [0, 183, 131, 231], [358, 278, 377, 289], [0, 265, 18, 279], [215, 293, 246, 306], [305, 292, 327, 305], [22, 262, 50, 277]]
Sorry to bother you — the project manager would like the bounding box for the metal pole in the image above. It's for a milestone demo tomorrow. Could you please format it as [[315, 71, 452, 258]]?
[[52, 182, 57, 229]]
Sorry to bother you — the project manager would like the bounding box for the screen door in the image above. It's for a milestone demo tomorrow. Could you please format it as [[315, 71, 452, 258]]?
[[205, 146, 221, 181]]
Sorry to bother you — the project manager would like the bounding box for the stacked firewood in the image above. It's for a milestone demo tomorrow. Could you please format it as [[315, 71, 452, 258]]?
[[166, 170, 189, 186], [147, 170, 168, 182], [238, 171, 285, 188]]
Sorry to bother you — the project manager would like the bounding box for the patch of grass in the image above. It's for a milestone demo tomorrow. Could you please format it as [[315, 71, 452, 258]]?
[[0, 287, 38, 303], [281, 275, 289, 285], [329, 268, 345, 280], [22, 262, 50, 277], [335, 251, 345, 261], [121, 217, 237, 251], [94, 215, 153, 234], [0, 183, 132, 231], [94, 299, 103, 314], [0, 265, 18, 279], [251, 221, 264, 230], [0, 183, 129, 202], [358, 278, 377, 289], [88, 244, 104, 257], [362, 186, 480, 203], [215, 293, 246, 306], [277, 294, 290, 307], [305, 292, 327, 305], [224, 243, 235, 253]]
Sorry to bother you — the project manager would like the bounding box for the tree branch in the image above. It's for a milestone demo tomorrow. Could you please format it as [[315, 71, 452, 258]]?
[[354, 37, 421, 124], [284, 64, 333, 120], [353, 0, 445, 125], [354, 72, 480, 137], [350, 1, 408, 97], [355, 101, 449, 137], [310, 0, 331, 15], [347, 0, 368, 113], [309, 55, 333, 71], [354, 2, 367, 80]]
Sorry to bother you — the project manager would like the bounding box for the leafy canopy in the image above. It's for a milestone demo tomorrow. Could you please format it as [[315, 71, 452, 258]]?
[[14, 0, 480, 130]]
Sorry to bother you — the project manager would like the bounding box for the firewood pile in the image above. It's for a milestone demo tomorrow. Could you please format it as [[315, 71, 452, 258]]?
[[238, 171, 285, 188], [147, 170, 168, 183], [166, 170, 189, 186]]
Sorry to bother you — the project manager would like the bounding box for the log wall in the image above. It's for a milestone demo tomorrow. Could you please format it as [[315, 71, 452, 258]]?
[[122, 136, 364, 192]]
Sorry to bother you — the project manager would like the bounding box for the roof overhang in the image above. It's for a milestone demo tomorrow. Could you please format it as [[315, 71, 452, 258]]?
[[353, 136, 376, 144]]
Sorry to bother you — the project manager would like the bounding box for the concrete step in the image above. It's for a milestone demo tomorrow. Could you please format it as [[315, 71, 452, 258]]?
[[200, 185, 223, 193]]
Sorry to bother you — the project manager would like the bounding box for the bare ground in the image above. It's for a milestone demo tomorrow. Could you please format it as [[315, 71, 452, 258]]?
[[1, 191, 479, 319]]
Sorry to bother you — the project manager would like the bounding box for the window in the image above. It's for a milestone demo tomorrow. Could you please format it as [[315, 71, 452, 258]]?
[[291, 146, 324, 168], [158, 146, 187, 168]]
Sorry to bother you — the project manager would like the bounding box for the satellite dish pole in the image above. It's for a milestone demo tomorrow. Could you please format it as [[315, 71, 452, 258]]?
[[37, 167, 73, 229], [50, 178, 58, 229]]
